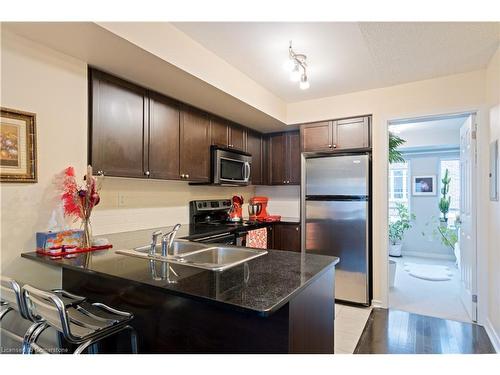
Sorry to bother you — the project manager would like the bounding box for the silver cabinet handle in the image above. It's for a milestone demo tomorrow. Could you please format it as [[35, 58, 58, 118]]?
[[97, 170, 104, 176], [185, 174, 190, 179], [333, 144, 337, 149], [295, 227, 299, 231], [328, 144, 332, 148], [180, 174, 185, 179], [145, 171, 150, 176]]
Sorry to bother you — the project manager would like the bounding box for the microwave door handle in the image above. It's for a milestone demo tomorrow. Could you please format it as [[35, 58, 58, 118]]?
[[244, 162, 251, 181]]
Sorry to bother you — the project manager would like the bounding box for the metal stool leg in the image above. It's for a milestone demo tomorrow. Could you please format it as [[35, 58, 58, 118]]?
[[22, 322, 45, 354], [126, 325, 138, 354], [74, 338, 97, 355], [0, 306, 13, 321], [26, 322, 50, 354]]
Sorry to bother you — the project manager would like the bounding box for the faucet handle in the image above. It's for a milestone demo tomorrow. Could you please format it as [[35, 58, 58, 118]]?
[[150, 230, 162, 256], [151, 230, 163, 244]]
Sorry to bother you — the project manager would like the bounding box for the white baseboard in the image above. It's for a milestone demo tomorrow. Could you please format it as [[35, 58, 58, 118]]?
[[484, 318, 500, 353], [401, 250, 456, 261], [371, 299, 384, 308]]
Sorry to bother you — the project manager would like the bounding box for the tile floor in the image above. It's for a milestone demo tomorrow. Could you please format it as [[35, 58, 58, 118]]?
[[334, 303, 372, 354], [389, 255, 470, 322]]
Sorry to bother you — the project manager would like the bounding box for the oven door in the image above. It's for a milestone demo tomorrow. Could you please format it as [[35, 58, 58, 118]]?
[[212, 148, 251, 185]]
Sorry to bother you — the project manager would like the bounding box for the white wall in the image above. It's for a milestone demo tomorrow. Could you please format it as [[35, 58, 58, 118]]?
[[288, 70, 488, 308], [401, 152, 460, 259], [485, 46, 500, 351], [0, 31, 88, 288], [254, 185, 300, 219]]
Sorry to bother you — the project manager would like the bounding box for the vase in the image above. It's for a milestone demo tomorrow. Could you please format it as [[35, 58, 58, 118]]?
[[80, 218, 92, 249]]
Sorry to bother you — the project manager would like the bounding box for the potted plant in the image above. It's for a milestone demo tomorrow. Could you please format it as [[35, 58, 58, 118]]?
[[438, 168, 451, 225], [389, 202, 415, 257]]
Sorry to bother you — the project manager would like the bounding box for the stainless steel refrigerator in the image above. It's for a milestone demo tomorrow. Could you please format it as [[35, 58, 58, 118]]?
[[302, 153, 371, 305]]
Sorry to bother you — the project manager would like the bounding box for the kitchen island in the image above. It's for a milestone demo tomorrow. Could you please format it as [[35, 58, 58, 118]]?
[[22, 226, 338, 354]]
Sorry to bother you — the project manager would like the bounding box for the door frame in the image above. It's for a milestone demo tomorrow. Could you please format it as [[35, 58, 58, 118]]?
[[383, 110, 486, 324]]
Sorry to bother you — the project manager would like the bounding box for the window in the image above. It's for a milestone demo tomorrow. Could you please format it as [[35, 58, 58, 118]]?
[[389, 162, 409, 221], [440, 159, 460, 223]]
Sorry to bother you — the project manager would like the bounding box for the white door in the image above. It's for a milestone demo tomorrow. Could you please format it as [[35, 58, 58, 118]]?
[[459, 114, 477, 322]]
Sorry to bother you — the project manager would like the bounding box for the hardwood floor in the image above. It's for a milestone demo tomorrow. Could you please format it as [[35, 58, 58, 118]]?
[[354, 308, 496, 354]]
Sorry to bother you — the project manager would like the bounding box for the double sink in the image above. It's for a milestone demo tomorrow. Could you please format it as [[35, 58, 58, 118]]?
[[116, 240, 268, 272]]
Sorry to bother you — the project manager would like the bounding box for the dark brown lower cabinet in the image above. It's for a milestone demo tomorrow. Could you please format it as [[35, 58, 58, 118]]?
[[272, 223, 301, 252]]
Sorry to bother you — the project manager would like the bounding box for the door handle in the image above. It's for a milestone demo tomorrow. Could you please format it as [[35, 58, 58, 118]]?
[[244, 162, 251, 181]]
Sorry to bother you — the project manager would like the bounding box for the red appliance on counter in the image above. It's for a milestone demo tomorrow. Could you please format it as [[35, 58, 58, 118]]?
[[248, 196, 281, 222]]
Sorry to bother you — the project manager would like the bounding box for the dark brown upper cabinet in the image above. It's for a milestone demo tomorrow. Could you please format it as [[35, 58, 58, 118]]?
[[300, 116, 371, 152], [180, 107, 211, 182], [210, 117, 229, 148], [90, 69, 148, 178], [269, 131, 300, 185], [210, 117, 246, 152], [246, 131, 263, 185], [148, 93, 180, 180], [333, 116, 371, 150], [228, 123, 246, 151], [301, 121, 331, 152]]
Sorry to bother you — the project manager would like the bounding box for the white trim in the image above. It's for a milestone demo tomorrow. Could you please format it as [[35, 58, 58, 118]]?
[[371, 299, 384, 308], [385, 110, 485, 323], [484, 318, 500, 353]]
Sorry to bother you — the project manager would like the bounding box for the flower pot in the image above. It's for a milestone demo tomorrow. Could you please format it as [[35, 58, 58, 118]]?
[[389, 243, 402, 257], [389, 259, 397, 288]]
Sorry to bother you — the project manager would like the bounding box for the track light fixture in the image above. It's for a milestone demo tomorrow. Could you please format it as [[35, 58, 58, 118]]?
[[284, 41, 309, 90]]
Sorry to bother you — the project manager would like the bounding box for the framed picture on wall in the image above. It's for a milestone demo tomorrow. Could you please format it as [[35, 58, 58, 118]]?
[[412, 175, 436, 196], [1, 107, 37, 183]]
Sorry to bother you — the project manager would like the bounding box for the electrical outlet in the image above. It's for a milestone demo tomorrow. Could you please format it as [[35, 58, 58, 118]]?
[[118, 193, 126, 207]]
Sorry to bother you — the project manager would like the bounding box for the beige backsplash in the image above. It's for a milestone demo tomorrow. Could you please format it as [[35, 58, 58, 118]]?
[[93, 177, 256, 235]]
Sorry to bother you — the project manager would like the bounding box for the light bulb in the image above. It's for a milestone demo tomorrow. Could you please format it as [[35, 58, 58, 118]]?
[[283, 59, 295, 72], [300, 73, 310, 90], [290, 65, 301, 82]]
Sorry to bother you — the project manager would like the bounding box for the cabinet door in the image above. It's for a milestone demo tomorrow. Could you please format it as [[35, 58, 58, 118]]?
[[287, 131, 301, 185], [148, 93, 180, 180], [261, 136, 270, 185], [269, 133, 286, 185], [332, 116, 370, 150], [274, 224, 301, 252], [229, 124, 246, 151], [210, 117, 229, 148], [90, 70, 147, 178], [246, 131, 262, 185], [180, 107, 211, 182], [301, 121, 332, 152]]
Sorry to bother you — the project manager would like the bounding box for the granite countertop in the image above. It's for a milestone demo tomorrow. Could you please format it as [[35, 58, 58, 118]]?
[[22, 225, 338, 317]]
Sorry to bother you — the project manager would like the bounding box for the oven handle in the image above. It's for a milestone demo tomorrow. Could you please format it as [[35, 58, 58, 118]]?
[[193, 232, 233, 243]]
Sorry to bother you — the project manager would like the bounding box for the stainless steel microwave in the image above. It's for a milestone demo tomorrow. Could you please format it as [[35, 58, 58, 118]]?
[[211, 146, 252, 186]]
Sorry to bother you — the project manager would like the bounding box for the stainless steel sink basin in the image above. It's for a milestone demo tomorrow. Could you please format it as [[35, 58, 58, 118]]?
[[116, 241, 267, 272], [132, 240, 207, 255], [173, 247, 267, 271]]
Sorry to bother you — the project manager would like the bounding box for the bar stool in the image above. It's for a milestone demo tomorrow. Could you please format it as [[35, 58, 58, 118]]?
[[1, 277, 85, 353], [22, 285, 138, 354]]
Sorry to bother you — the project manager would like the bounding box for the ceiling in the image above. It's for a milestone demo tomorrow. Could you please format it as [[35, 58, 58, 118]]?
[[173, 22, 500, 102]]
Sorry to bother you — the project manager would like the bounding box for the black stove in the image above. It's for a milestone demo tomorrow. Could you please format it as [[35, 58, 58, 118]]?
[[186, 200, 268, 245]]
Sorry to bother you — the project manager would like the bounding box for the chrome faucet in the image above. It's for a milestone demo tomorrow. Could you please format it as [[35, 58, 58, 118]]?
[[161, 224, 181, 257], [150, 230, 163, 256]]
